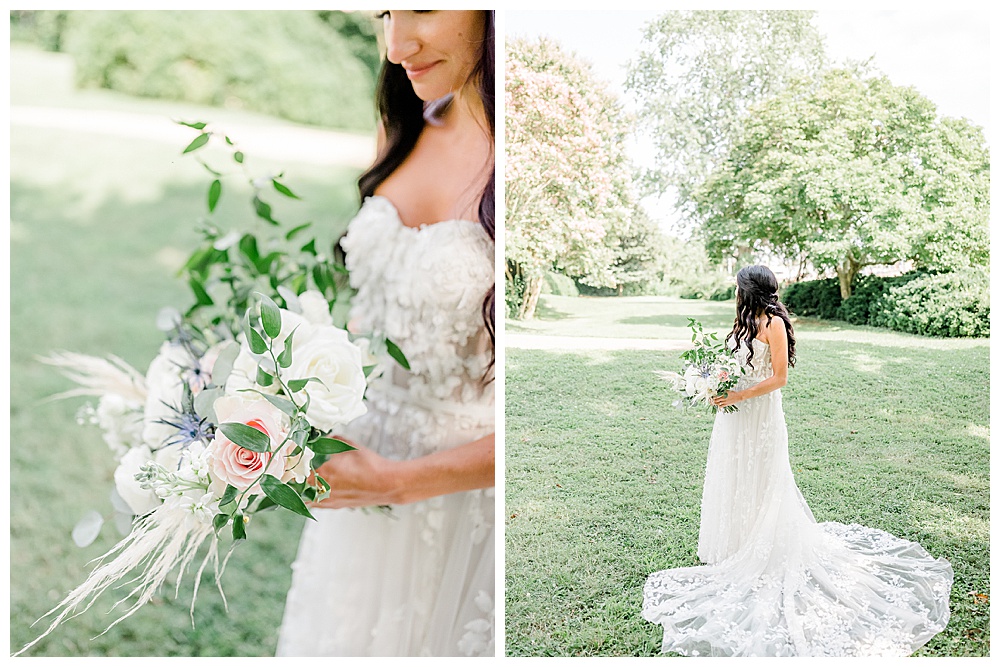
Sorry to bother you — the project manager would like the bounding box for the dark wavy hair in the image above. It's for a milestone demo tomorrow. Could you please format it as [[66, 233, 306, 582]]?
[[726, 265, 796, 370], [358, 11, 495, 379]]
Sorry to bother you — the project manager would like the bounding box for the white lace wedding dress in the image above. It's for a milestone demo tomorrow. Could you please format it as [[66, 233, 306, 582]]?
[[275, 196, 495, 656], [643, 338, 953, 657]]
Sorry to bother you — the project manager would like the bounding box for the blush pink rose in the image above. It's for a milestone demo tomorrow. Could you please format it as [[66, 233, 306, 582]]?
[[207, 395, 293, 495]]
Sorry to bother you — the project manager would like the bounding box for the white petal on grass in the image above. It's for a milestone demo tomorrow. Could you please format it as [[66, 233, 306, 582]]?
[[72, 510, 104, 548]]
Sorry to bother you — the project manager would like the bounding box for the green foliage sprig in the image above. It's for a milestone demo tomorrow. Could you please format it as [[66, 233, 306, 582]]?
[[175, 120, 350, 340]]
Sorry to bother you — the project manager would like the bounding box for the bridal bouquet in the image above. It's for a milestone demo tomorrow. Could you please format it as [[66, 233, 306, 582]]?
[[16, 122, 404, 655], [655, 318, 744, 413]]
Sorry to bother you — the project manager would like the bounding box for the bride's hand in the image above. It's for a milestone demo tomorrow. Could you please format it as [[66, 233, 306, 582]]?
[[712, 390, 742, 408], [307, 439, 403, 509]]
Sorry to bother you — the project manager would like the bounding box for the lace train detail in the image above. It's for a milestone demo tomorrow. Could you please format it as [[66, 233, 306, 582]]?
[[642, 339, 952, 656]]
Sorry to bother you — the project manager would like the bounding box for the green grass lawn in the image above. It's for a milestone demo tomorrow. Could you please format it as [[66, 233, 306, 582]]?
[[504, 295, 990, 656], [10, 47, 366, 656]]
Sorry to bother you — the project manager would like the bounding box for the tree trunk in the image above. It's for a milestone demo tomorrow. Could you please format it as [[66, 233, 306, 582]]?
[[836, 254, 860, 299], [736, 243, 751, 268], [516, 274, 544, 320]]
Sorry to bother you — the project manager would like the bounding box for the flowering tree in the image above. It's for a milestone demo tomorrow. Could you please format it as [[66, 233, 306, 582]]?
[[505, 37, 636, 320], [627, 10, 825, 214], [694, 67, 990, 298]]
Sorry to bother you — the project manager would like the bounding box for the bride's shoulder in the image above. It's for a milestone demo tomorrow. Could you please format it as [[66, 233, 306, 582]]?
[[760, 316, 788, 344]]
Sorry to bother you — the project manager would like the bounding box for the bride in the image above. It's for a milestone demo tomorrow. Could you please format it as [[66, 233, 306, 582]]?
[[643, 265, 953, 656], [276, 11, 495, 656]]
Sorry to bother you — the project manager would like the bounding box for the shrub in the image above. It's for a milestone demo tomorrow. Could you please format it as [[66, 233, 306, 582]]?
[[781, 278, 842, 319], [782, 270, 989, 338], [542, 271, 579, 297], [837, 273, 920, 325], [708, 284, 736, 301], [871, 269, 989, 338], [60, 11, 377, 131], [10, 10, 70, 51]]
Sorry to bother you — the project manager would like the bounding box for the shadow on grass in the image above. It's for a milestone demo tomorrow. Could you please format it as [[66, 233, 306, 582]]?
[[534, 298, 573, 322]]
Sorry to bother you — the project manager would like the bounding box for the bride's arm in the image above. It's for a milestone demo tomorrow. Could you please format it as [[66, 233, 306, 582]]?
[[308, 433, 495, 508], [712, 318, 789, 407]]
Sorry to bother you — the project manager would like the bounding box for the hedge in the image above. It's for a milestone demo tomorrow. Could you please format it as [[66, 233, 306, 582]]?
[[782, 269, 989, 338], [17, 10, 378, 132]]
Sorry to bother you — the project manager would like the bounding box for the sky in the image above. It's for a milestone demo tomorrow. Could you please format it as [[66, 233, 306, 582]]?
[[505, 10, 990, 130], [505, 10, 991, 230]]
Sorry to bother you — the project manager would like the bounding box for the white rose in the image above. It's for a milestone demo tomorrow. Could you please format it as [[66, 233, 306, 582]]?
[[297, 290, 334, 326], [693, 376, 711, 402], [286, 326, 367, 432], [114, 446, 160, 516]]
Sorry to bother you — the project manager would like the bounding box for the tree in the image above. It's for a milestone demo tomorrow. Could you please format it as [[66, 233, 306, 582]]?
[[694, 67, 990, 298], [505, 37, 635, 319], [603, 208, 671, 295], [626, 10, 826, 214]]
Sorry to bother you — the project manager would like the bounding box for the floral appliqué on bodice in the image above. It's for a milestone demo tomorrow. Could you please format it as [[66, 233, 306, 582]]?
[[341, 195, 493, 407]]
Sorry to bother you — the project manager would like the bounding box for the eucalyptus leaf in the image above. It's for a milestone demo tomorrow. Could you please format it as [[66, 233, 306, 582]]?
[[260, 392, 296, 416], [208, 179, 222, 212], [239, 234, 260, 265], [189, 278, 214, 306], [248, 327, 268, 355], [260, 474, 315, 520], [288, 377, 322, 393], [209, 342, 240, 387], [285, 222, 312, 241], [277, 327, 296, 368], [72, 510, 104, 548], [219, 484, 238, 506], [176, 120, 207, 130], [219, 422, 271, 453], [234, 151, 244, 164], [385, 338, 411, 371], [232, 513, 247, 540], [199, 159, 222, 177], [182, 132, 210, 154], [258, 293, 282, 339], [310, 437, 356, 455], [272, 179, 300, 199], [194, 387, 226, 424], [253, 196, 279, 225], [256, 365, 275, 387]]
